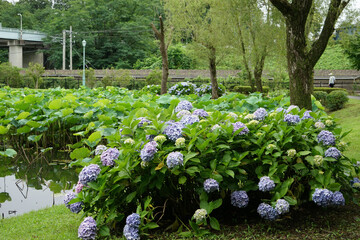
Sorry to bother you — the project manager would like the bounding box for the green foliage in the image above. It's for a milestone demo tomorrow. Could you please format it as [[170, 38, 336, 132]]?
[[314, 87, 348, 94], [326, 90, 349, 111], [24, 62, 45, 89], [0, 62, 22, 88], [315, 43, 354, 70], [342, 33, 360, 70], [145, 69, 162, 85], [141, 85, 161, 95], [233, 86, 270, 94], [313, 91, 328, 106]]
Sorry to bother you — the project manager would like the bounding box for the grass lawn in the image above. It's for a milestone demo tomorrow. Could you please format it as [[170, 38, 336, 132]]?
[[1, 98, 359, 240]]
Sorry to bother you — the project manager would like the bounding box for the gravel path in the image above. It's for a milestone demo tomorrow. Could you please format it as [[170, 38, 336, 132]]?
[[349, 96, 360, 100]]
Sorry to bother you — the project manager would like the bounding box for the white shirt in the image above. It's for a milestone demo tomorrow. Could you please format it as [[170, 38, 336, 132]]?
[[329, 76, 336, 84]]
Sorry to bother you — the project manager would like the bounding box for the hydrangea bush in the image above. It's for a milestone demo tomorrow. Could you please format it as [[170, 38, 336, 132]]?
[[68, 99, 357, 239]]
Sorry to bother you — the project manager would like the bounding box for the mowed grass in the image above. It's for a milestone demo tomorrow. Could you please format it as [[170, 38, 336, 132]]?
[[330, 98, 360, 161]]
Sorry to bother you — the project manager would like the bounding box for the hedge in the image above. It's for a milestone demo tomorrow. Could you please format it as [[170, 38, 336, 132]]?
[[233, 86, 270, 94]]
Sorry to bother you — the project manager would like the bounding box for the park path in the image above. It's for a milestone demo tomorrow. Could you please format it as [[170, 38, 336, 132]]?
[[349, 96, 360, 100]]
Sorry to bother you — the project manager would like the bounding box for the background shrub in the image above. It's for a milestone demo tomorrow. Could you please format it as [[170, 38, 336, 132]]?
[[313, 91, 328, 106], [141, 85, 161, 94], [233, 86, 269, 94], [314, 87, 348, 94], [145, 69, 162, 85], [326, 90, 349, 111]]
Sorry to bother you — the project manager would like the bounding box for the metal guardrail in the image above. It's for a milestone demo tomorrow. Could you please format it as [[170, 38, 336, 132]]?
[[0, 27, 44, 35]]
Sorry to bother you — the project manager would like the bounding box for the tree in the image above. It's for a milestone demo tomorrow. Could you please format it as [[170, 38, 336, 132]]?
[[269, 0, 350, 109], [342, 33, 360, 70], [0, 62, 22, 87], [151, 16, 171, 94], [25, 62, 45, 89]]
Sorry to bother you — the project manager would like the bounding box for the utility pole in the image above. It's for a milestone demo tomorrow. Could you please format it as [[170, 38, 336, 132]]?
[[69, 26, 73, 70], [62, 30, 66, 70]]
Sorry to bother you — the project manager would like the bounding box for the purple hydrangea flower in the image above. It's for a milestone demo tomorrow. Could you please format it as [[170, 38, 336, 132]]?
[[64, 192, 76, 207], [331, 191, 345, 206], [176, 110, 191, 118], [137, 117, 151, 127], [231, 191, 249, 208], [254, 108, 268, 121], [95, 145, 107, 156], [166, 151, 184, 168], [163, 122, 185, 141], [140, 141, 158, 162], [258, 176, 275, 192], [301, 110, 314, 120], [275, 199, 290, 215], [123, 225, 140, 240], [146, 135, 156, 141], [126, 213, 141, 228], [232, 122, 249, 135], [203, 178, 219, 193], [324, 147, 341, 159], [75, 181, 84, 194], [79, 164, 101, 186], [257, 203, 279, 221], [312, 188, 333, 207], [317, 130, 336, 146], [284, 114, 301, 125], [276, 107, 284, 112], [175, 100, 193, 112], [286, 105, 300, 113], [100, 148, 120, 166], [180, 115, 200, 126], [193, 109, 209, 118], [78, 217, 97, 240]]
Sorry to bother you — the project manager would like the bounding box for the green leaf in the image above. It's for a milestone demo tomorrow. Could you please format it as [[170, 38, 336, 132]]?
[[126, 191, 137, 203], [0, 149, 17, 158], [99, 226, 110, 237], [225, 170, 235, 178], [186, 166, 200, 176], [209, 199, 222, 211], [0, 126, 9, 135], [62, 108, 74, 117], [284, 196, 297, 205], [70, 147, 91, 160], [16, 111, 30, 120], [299, 151, 311, 156], [48, 99, 63, 110], [17, 125, 31, 134], [26, 120, 42, 128], [179, 176, 187, 184], [88, 131, 102, 143], [145, 222, 159, 229], [210, 217, 220, 231], [27, 134, 43, 142]]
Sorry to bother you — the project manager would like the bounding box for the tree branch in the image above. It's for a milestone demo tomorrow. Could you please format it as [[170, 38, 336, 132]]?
[[269, 0, 292, 17]]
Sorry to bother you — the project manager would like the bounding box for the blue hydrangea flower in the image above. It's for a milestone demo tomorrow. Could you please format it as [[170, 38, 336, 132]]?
[[258, 176, 275, 192], [312, 188, 333, 207], [64, 192, 83, 213], [137, 117, 152, 127], [78, 217, 97, 240], [254, 108, 268, 121], [166, 151, 184, 168], [175, 100, 193, 112], [123, 224, 140, 240], [231, 191, 249, 208], [324, 147, 341, 159], [331, 191, 345, 206], [146, 135, 156, 141], [232, 122, 249, 135], [193, 109, 209, 118], [275, 199, 290, 215], [100, 148, 120, 166], [276, 107, 284, 112], [176, 110, 191, 118], [126, 213, 141, 228], [79, 164, 101, 186], [286, 105, 300, 113], [203, 178, 219, 193], [140, 141, 158, 162], [257, 203, 279, 221], [284, 114, 300, 125], [301, 110, 314, 120], [163, 122, 185, 141], [95, 145, 107, 156], [317, 130, 336, 146], [180, 115, 200, 126]]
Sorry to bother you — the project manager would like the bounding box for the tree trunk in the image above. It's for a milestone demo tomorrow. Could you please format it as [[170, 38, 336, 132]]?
[[209, 46, 219, 99], [254, 51, 266, 93]]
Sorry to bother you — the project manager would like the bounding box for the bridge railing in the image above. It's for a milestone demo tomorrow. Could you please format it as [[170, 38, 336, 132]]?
[[0, 27, 45, 35]]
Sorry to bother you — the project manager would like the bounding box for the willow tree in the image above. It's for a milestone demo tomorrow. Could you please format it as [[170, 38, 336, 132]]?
[[269, 0, 350, 109], [164, 0, 230, 99]]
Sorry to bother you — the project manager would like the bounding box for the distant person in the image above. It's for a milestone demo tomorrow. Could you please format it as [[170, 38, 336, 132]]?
[[329, 73, 336, 88]]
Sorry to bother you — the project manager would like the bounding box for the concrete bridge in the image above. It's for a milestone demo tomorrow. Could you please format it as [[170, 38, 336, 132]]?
[[0, 23, 46, 68]]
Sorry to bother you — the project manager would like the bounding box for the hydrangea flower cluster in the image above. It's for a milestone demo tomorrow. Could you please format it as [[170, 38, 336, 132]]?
[[257, 203, 279, 221], [211, 124, 221, 131], [227, 112, 238, 119], [275, 107, 284, 112], [325, 147, 341, 159], [175, 137, 185, 147], [166, 152, 184, 168], [254, 108, 268, 121], [75, 181, 84, 194], [146, 135, 155, 141], [193, 109, 209, 118], [95, 145, 107, 156], [100, 148, 120, 166], [232, 122, 249, 135], [302, 110, 313, 120], [314, 155, 323, 166], [286, 105, 300, 113], [136, 117, 151, 127], [312, 188, 345, 207], [231, 191, 249, 208], [163, 122, 185, 141], [78, 217, 97, 240], [325, 120, 333, 126], [123, 213, 141, 240], [124, 138, 135, 145], [350, 178, 360, 188], [175, 100, 193, 112], [247, 120, 259, 126], [195, 83, 224, 97], [180, 115, 200, 126], [203, 178, 219, 193], [266, 144, 276, 150], [315, 121, 325, 129], [284, 114, 300, 125], [287, 149, 296, 158], [140, 141, 158, 162], [275, 199, 290, 215], [79, 164, 101, 185], [176, 110, 191, 118], [258, 176, 275, 192], [317, 130, 336, 146], [244, 113, 255, 120], [169, 82, 197, 96], [193, 209, 207, 222], [64, 192, 83, 214], [154, 135, 166, 143]]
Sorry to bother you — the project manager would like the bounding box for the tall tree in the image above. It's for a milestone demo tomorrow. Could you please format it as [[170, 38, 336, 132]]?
[[269, 0, 350, 109]]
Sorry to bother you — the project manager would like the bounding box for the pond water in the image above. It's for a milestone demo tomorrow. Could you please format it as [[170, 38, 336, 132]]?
[[0, 154, 78, 218]]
